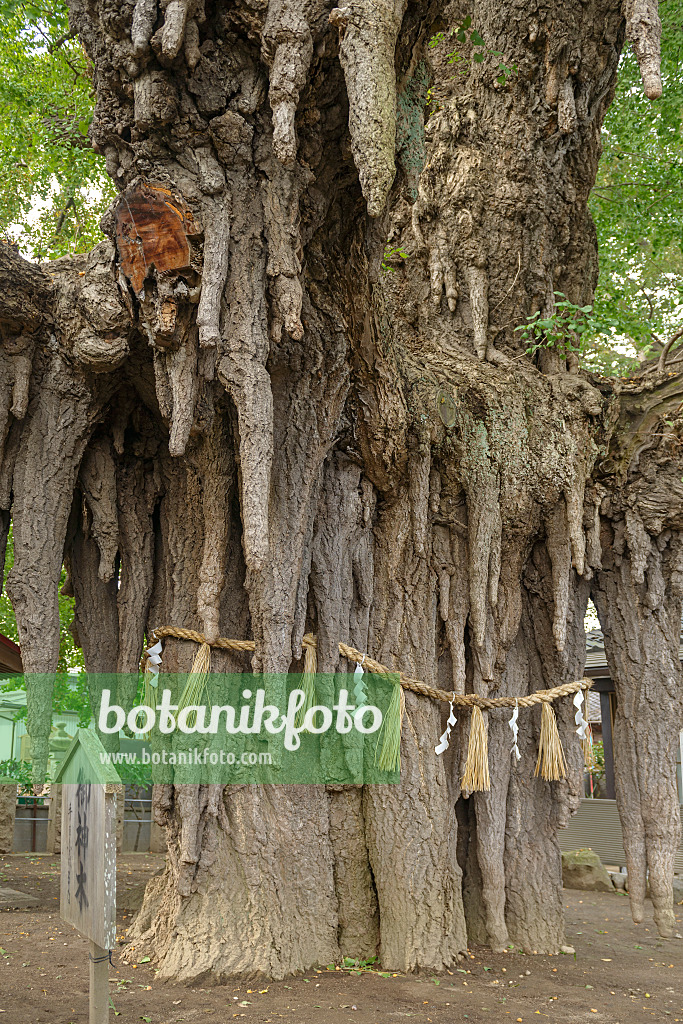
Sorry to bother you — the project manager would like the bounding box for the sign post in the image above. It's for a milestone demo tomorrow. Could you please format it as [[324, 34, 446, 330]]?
[[55, 729, 121, 1024]]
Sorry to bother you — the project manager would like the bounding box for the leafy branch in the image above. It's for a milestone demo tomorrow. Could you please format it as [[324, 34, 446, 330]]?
[[0, 757, 48, 788], [381, 244, 408, 274], [325, 956, 394, 978], [0, 0, 115, 259], [429, 16, 518, 86], [515, 292, 623, 359]]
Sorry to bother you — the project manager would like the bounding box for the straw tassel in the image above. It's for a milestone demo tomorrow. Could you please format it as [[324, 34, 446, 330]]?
[[377, 679, 405, 773], [582, 726, 595, 770], [535, 701, 567, 781], [462, 705, 490, 792], [177, 641, 212, 728], [295, 637, 318, 728]]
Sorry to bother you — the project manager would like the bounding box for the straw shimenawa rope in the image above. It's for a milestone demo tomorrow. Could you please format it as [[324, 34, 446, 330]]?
[[147, 625, 592, 708], [145, 626, 593, 782]]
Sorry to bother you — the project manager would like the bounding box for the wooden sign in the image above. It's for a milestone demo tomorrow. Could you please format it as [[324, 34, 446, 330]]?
[[55, 729, 121, 1024], [114, 184, 198, 295], [60, 780, 117, 948]]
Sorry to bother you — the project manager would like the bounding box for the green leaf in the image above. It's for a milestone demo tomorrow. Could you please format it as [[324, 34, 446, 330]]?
[[0, 1, 115, 260], [585, 0, 683, 374]]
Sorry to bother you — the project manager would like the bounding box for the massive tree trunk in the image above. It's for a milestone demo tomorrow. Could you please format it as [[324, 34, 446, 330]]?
[[1, 0, 680, 980], [591, 386, 683, 939]]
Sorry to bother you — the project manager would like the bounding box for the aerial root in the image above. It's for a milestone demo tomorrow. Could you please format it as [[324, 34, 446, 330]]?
[[623, 0, 663, 99], [331, 0, 408, 216], [131, 0, 158, 56]]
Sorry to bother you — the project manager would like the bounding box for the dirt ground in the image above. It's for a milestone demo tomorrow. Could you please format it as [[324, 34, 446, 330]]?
[[0, 852, 681, 1024]]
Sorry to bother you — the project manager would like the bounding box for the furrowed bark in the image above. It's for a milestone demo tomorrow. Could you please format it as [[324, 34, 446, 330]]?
[[64, 489, 120, 751], [0, 243, 54, 335], [116, 449, 160, 679], [7, 359, 102, 778], [593, 545, 682, 937], [592, 403, 683, 937]]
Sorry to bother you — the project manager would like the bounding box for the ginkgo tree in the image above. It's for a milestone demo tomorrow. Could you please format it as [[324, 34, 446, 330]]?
[[0, 0, 682, 985]]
